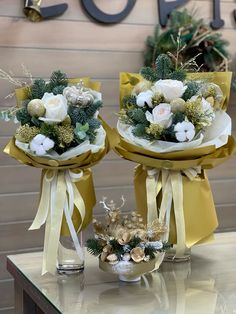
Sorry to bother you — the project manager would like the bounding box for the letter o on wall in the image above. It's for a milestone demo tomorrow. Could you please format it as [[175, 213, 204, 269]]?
[[81, 0, 137, 24]]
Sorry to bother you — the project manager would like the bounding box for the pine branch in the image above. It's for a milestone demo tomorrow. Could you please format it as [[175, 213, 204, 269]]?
[[127, 108, 148, 125], [30, 79, 47, 99], [132, 124, 148, 138], [87, 118, 101, 129], [47, 70, 68, 92], [109, 239, 124, 260], [122, 95, 137, 108], [87, 239, 104, 256], [16, 108, 32, 125], [182, 81, 200, 101], [85, 100, 103, 118], [128, 237, 142, 248], [144, 245, 157, 260], [169, 69, 186, 81], [68, 106, 88, 126], [140, 67, 158, 82], [155, 54, 173, 80]]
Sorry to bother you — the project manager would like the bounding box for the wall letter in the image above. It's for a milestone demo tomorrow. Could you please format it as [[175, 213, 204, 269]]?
[[158, 0, 189, 27], [81, 0, 136, 24], [210, 0, 224, 29]]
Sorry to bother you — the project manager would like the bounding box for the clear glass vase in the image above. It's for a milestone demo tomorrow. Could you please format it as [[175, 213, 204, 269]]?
[[164, 246, 191, 263], [57, 232, 84, 275]]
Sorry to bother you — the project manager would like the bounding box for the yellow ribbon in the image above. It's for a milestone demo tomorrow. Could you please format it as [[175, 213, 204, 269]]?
[[30, 169, 86, 275], [145, 166, 201, 259]]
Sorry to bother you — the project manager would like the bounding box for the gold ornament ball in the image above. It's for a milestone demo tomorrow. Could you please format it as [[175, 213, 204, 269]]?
[[170, 98, 186, 113], [27, 99, 45, 117]]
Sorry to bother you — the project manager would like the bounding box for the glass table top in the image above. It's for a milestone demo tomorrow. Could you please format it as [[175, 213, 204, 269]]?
[[8, 232, 236, 314]]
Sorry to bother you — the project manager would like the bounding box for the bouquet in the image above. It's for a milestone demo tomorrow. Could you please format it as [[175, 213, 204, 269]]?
[[110, 54, 236, 259], [87, 197, 169, 282], [2, 71, 109, 274]]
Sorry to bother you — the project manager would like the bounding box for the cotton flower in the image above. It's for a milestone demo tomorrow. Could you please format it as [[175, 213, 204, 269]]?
[[145, 103, 172, 128], [30, 134, 55, 156], [174, 121, 195, 142], [39, 93, 68, 123], [136, 90, 154, 108], [153, 79, 187, 102]]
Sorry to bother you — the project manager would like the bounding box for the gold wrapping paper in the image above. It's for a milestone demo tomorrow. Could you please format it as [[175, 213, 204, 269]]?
[[134, 165, 218, 247], [108, 71, 236, 251]]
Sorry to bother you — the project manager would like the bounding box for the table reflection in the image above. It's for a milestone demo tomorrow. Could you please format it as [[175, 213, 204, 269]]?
[[40, 259, 228, 314]]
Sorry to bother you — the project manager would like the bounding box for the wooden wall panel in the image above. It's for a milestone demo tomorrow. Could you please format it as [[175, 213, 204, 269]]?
[[0, 280, 14, 309], [0, 17, 152, 52], [0, 0, 236, 311], [0, 48, 143, 80]]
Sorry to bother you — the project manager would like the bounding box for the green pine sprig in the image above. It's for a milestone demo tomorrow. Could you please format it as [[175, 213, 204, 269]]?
[[87, 239, 104, 256], [30, 79, 47, 99], [16, 107, 32, 125], [47, 70, 68, 91]]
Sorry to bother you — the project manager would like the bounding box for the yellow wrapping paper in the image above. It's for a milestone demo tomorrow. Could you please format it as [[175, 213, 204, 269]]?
[[134, 166, 218, 247], [4, 78, 110, 274], [108, 71, 236, 254]]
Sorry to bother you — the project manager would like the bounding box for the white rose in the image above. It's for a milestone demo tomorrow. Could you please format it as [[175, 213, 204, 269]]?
[[30, 134, 55, 156], [136, 90, 154, 108], [153, 79, 187, 102], [145, 103, 173, 128], [40, 92, 68, 123], [174, 121, 195, 142]]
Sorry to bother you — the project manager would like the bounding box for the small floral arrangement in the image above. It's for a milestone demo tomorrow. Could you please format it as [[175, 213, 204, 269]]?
[[118, 54, 224, 146], [87, 197, 169, 265], [2, 70, 104, 156]]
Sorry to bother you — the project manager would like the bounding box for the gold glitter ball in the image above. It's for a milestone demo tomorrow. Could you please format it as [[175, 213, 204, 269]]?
[[27, 99, 45, 117], [15, 124, 40, 143]]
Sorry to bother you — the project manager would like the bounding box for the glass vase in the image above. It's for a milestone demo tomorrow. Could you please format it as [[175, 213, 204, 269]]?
[[164, 246, 191, 262], [57, 232, 84, 275]]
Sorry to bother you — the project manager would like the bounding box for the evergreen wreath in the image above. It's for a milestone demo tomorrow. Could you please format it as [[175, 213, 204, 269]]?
[[144, 9, 230, 74]]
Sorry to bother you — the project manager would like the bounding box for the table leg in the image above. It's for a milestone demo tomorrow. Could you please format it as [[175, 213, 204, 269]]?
[[14, 281, 23, 314], [23, 290, 37, 313], [15, 280, 40, 314]]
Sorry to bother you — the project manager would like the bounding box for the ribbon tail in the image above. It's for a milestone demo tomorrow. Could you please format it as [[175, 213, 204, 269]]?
[[43, 172, 66, 274], [171, 171, 186, 258], [42, 211, 51, 275], [29, 170, 52, 230], [64, 199, 84, 261], [155, 173, 173, 269], [159, 169, 173, 239], [146, 168, 159, 224], [73, 184, 86, 233]]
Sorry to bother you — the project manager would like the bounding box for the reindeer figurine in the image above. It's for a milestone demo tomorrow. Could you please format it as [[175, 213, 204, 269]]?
[[92, 196, 126, 239]]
